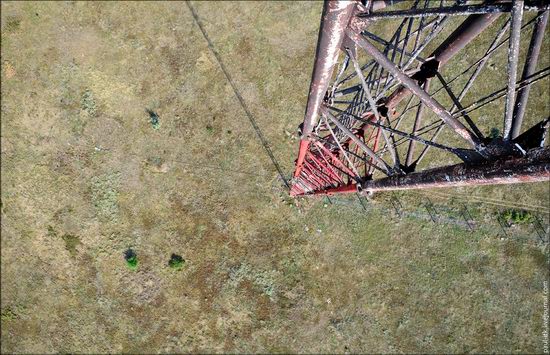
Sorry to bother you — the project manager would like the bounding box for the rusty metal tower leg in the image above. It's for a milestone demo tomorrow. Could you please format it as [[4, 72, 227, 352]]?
[[293, 1, 356, 183]]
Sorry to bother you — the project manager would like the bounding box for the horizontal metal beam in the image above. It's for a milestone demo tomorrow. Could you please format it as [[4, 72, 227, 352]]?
[[311, 183, 358, 196], [357, 3, 549, 20], [359, 147, 550, 193]]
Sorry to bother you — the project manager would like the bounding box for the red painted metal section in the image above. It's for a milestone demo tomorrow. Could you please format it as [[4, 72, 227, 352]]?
[[293, 139, 310, 178]]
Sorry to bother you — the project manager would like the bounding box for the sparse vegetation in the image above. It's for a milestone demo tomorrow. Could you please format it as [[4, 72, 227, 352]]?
[[3, 17, 20, 33], [61, 234, 81, 257], [90, 173, 120, 221], [47, 225, 57, 237], [1, 308, 18, 322], [1, 305, 25, 322], [81, 89, 97, 117], [228, 262, 277, 299]]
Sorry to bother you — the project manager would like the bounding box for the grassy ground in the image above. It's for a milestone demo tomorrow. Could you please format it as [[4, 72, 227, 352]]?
[[1, 1, 549, 353]]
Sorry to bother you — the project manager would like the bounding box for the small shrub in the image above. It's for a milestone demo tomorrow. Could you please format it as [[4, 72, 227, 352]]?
[[81, 89, 97, 117], [124, 249, 138, 270], [168, 254, 185, 270], [501, 209, 534, 225], [146, 109, 160, 130], [126, 256, 138, 270], [47, 225, 57, 237]]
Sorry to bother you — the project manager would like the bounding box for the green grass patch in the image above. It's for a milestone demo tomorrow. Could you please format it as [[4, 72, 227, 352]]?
[[126, 256, 138, 270], [1, 308, 18, 322], [1, 305, 25, 322]]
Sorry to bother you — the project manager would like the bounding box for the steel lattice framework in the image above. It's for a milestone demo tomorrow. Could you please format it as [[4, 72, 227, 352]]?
[[290, 0, 550, 197]]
